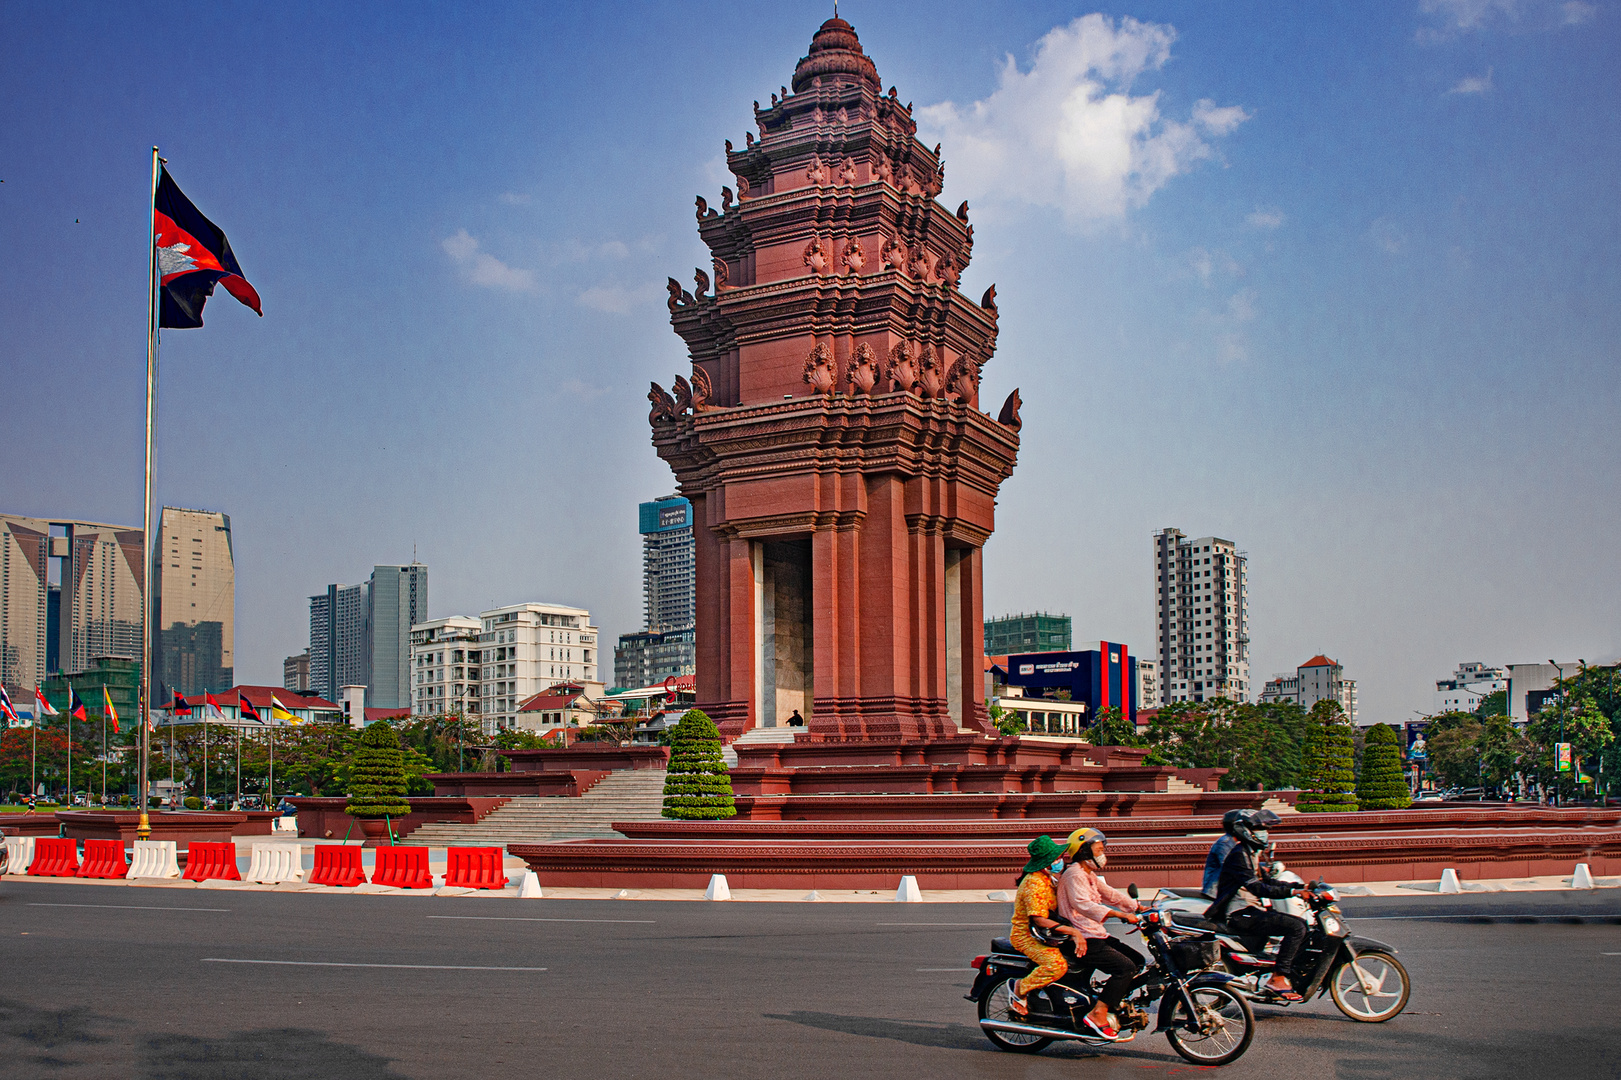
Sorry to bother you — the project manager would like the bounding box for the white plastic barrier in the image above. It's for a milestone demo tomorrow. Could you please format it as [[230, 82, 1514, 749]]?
[[3, 836, 36, 875], [126, 840, 181, 879], [245, 842, 304, 884], [272, 815, 298, 835]]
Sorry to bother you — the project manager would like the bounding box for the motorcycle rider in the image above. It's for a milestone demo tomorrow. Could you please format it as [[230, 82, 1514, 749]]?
[[1207, 808, 1311, 1000], [1201, 810, 1244, 898], [1007, 835, 1085, 1017], [1056, 828, 1143, 1040]]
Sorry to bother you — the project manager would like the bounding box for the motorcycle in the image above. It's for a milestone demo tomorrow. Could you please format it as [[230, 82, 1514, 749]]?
[[1157, 867, 1410, 1022], [966, 884, 1257, 1066]]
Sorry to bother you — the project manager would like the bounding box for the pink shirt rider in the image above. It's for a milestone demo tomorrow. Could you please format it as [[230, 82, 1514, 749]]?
[[1056, 863, 1139, 939]]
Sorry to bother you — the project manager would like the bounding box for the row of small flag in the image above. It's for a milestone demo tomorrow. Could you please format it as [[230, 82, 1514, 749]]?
[[0, 685, 299, 732]]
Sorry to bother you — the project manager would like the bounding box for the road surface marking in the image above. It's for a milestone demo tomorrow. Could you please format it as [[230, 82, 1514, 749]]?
[[918, 967, 975, 972], [877, 922, 1005, 927], [31, 903, 229, 912], [426, 915, 656, 924], [202, 959, 545, 971]]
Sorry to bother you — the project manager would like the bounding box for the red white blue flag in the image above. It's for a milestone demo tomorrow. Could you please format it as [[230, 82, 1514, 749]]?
[[155, 166, 261, 329]]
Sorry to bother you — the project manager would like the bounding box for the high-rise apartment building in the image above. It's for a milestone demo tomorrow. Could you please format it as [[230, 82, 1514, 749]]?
[[410, 616, 482, 717], [616, 496, 697, 689], [640, 496, 695, 632], [479, 602, 599, 734], [151, 506, 234, 696], [367, 563, 427, 709], [283, 649, 310, 693], [309, 582, 367, 705], [984, 612, 1072, 656], [1, 514, 145, 691], [1154, 528, 1249, 704]]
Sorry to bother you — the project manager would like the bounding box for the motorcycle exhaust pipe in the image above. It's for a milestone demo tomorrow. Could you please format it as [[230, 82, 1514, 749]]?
[[979, 1019, 1098, 1043]]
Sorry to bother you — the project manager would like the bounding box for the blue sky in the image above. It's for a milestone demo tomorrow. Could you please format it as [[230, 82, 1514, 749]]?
[[2, 1, 1616, 722]]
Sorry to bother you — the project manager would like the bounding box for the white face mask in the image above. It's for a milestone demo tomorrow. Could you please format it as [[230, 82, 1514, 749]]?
[[1091, 850, 1107, 868], [1253, 830, 1270, 848]]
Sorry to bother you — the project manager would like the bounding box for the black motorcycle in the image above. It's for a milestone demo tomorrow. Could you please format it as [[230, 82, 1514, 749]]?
[[966, 885, 1256, 1066], [1158, 876, 1410, 1022]]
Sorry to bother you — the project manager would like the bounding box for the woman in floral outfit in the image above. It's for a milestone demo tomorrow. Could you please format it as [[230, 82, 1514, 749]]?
[[1008, 835, 1085, 1016]]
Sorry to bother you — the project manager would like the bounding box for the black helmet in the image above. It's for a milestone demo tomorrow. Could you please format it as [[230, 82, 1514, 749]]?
[[1229, 808, 1281, 851]]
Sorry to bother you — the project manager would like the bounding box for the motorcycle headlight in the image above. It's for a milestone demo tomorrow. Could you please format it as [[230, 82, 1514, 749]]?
[[1326, 904, 1343, 917]]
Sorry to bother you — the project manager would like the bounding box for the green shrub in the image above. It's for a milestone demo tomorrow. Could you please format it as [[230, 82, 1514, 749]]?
[[1296, 701, 1359, 813], [183, 796, 202, 810], [661, 710, 736, 820], [345, 722, 412, 819], [1356, 723, 1412, 810]]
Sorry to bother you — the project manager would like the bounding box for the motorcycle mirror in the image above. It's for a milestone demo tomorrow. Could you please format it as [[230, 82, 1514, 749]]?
[[1127, 883, 1139, 899]]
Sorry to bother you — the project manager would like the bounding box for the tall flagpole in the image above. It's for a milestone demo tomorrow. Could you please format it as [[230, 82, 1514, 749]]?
[[138, 146, 160, 840]]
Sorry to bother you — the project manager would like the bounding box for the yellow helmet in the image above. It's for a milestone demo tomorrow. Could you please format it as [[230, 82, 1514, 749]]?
[[1065, 827, 1107, 863]]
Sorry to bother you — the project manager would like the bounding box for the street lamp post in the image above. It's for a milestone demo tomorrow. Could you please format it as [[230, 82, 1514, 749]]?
[[1549, 660, 1567, 807]]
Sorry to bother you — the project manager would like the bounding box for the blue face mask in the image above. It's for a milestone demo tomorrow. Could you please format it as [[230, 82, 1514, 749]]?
[[1049, 859, 1066, 875]]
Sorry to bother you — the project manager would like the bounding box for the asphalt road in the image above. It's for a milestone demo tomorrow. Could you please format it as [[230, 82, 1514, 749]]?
[[1, 882, 1618, 1079]]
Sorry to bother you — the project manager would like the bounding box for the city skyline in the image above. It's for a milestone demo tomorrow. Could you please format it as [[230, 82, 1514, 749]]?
[[2, 3, 1617, 722]]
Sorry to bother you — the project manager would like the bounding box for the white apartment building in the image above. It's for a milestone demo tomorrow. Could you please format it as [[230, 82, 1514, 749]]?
[[1434, 661, 1507, 714], [1259, 655, 1359, 724], [410, 616, 483, 719], [1135, 658, 1159, 716], [1154, 529, 1249, 704], [477, 602, 600, 734]]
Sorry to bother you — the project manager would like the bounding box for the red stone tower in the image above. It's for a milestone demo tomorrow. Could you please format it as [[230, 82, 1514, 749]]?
[[649, 18, 1022, 741]]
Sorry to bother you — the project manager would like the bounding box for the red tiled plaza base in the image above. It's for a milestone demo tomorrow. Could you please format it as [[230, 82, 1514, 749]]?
[[510, 827, 1621, 891], [616, 805, 1621, 840]]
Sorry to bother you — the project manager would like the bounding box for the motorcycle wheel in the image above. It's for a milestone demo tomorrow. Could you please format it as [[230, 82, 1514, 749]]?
[[977, 976, 1053, 1054], [1329, 951, 1410, 1022], [1164, 985, 1255, 1066]]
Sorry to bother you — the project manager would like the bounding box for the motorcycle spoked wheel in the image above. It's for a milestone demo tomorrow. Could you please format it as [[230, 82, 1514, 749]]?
[[1163, 984, 1255, 1066], [1328, 951, 1410, 1022], [977, 976, 1054, 1054]]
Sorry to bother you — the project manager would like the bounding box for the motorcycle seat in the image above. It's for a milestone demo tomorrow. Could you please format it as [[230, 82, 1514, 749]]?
[[1159, 887, 1212, 900], [1168, 914, 1224, 933], [991, 936, 1017, 954]]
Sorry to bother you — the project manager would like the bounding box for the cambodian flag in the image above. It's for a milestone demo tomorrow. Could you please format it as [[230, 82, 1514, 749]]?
[[239, 693, 263, 723], [171, 689, 192, 716], [155, 166, 261, 329], [68, 688, 88, 722]]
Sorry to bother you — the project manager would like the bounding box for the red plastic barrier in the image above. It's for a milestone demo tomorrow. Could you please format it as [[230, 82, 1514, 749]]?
[[28, 837, 80, 877], [308, 845, 366, 887], [444, 846, 508, 890], [182, 841, 242, 882], [371, 846, 432, 889], [76, 838, 129, 879]]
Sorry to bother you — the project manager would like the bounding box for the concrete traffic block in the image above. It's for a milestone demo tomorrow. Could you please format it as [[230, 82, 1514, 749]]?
[[4, 836, 36, 876], [802, 890, 821, 901], [895, 875, 923, 902], [1572, 863, 1596, 889], [126, 841, 181, 879], [245, 842, 304, 885], [1438, 868, 1462, 893], [518, 870, 543, 898], [704, 874, 731, 901], [987, 890, 1014, 902]]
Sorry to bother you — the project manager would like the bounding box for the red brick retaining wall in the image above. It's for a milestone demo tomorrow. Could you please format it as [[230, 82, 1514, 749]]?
[[288, 797, 510, 841]]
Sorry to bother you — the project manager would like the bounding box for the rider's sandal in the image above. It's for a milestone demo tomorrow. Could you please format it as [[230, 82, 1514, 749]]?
[[1082, 1015, 1119, 1039]]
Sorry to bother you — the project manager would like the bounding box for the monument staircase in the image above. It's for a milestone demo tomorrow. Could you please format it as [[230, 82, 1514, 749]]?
[[722, 724, 798, 766], [402, 769, 668, 847]]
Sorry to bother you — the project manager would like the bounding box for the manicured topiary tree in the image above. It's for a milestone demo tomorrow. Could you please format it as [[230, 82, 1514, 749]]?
[[661, 709, 736, 820], [345, 721, 412, 819], [1296, 701, 1359, 813], [1356, 723, 1412, 810]]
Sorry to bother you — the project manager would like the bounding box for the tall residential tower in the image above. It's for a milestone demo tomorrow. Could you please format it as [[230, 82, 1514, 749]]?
[[152, 506, 234, 696], [614, 496, 697, 688], [1154, 528, 1249, 704]]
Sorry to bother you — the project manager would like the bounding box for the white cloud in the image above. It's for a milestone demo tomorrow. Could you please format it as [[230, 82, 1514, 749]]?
[[441, 229, 535, 292], [1228, 288, 1258, 323], [916, 14, 1249, 223], [1447, 68, 1494, 94], [498, 192, 532, 205], [1370, 218, 1407, 254], [575, 282, 662, 314], [1246, 206, 1285, 229], [1187, 246, 1240, 284], [1560, 1, 1598, 24], [561, 378, 609, 400], [1419, 0, 1596, 36]]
